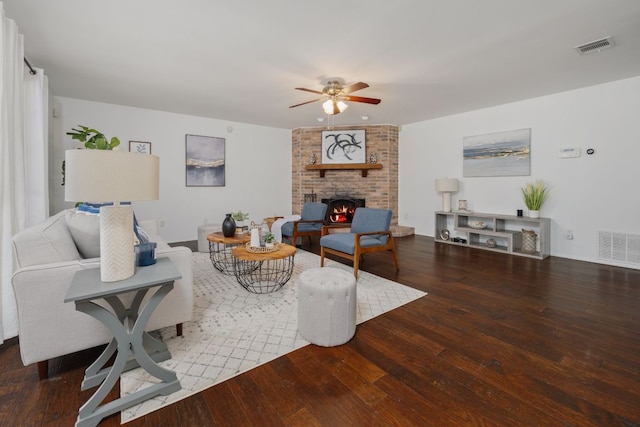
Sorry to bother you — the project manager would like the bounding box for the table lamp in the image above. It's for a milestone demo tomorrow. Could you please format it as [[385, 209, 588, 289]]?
[[435, 178, 459, 212], [65, 150, 159, 282]]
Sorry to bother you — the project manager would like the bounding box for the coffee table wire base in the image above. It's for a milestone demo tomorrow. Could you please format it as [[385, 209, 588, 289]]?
[[209, 243, 237, 274], [233, 256, 295, 293]]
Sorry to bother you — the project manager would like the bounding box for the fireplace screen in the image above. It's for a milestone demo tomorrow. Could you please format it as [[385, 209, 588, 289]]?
[[322, 198, 365, 224]]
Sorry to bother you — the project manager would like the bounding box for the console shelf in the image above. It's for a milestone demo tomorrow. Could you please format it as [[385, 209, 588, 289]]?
[[435, 211, 550, 259], [305, 163, 382, 177]]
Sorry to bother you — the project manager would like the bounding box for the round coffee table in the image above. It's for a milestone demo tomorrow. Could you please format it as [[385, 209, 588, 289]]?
[[207, 232, 250, 274], [232, 243, 296, 293]]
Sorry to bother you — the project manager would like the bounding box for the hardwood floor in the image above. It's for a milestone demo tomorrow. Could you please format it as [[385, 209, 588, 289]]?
[[2, 235, 639, 426]]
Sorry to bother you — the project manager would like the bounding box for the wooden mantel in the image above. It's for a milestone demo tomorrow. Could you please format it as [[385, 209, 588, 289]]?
[[305, 163, 383, 178]]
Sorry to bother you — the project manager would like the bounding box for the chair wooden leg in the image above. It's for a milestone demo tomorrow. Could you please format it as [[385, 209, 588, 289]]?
[[389, 238, 400, 271], [37, 360, 48, 380], [391, 248, 400, 271], [176, 323, 183, 337], [353, 251, 360, 279], [320, 247, 326, 267]]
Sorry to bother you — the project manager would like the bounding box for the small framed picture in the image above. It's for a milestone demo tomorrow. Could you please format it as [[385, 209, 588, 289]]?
[[129, 140, 152, 154]]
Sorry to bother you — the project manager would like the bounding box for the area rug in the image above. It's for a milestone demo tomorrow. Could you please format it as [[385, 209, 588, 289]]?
[[121, 250, 426, 422]]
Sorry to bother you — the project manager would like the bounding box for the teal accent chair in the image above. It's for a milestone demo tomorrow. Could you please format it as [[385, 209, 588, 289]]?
[[320, 207, 399, 279], [281, 202, 328, 246]]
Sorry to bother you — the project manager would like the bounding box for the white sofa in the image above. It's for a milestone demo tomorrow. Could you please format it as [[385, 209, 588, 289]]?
[[11, 209, 193, 379]]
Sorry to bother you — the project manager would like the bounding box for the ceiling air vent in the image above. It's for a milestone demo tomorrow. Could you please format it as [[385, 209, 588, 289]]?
[[575, 36, 615, 55]]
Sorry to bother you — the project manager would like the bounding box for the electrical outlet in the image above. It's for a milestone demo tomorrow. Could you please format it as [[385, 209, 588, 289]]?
[[159, 220, 165, 228], [565, 230, 573, 240]]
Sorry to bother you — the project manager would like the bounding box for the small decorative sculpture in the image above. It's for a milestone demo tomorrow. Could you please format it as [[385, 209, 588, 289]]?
[[369, 152, 377, 164], [310, 153, 316, 165]]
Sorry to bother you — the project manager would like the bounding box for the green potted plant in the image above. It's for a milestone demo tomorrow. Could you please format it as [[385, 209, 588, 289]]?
[[66, 125, 121, 150], [521, 180, 549, 218], [264, 232, 276, 248], [62, 125, 121, 185], [232, 211, 250, 231]]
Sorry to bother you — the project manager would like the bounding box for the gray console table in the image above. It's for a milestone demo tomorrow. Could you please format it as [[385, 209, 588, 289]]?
[[435, 211, 550, 259], [64, 257, 182, 427]]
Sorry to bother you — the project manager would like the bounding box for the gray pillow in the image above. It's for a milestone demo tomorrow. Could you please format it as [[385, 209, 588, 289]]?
[[65, 209, 101, 258]]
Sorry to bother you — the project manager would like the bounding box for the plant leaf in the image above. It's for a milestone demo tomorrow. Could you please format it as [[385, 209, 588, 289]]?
[[95, 136, 108, 150]]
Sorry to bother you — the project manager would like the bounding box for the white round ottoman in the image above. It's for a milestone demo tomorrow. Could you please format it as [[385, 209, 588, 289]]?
[[297, 267, 357, 346], [197, 223, 220, 252]]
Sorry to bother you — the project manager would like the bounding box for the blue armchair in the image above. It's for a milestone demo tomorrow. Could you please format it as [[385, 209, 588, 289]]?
[[281, 202, 328, 246], [320, 207, 399, 279]]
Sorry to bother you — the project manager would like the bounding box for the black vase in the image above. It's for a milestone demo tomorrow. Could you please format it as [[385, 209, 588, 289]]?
[[222, 213, 236, 237]]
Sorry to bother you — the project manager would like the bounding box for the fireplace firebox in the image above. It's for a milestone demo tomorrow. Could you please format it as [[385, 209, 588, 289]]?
[[321, 198, 365, 224]]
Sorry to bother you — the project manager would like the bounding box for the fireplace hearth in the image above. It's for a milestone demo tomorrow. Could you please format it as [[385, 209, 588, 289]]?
[[322, 197, 365, 224]]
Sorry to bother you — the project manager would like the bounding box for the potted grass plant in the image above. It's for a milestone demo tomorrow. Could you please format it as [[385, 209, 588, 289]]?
[[521, 180, 549, 218]]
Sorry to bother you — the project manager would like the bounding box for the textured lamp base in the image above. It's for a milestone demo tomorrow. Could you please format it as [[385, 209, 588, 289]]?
[[442, 192, 453, 212], [100, 205, 135, 282]]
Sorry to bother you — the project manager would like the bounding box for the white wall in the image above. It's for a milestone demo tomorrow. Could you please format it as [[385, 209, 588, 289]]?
[[51, 97, 292, 243], [399, 75, 640, 267]]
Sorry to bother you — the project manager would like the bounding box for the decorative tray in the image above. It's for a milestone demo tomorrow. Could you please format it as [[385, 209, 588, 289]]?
[[245, 243, 280, 253]]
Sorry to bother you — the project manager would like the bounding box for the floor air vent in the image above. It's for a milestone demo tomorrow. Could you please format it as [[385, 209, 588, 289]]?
[[598, 231, 640, 264], [575, 36, 615, 55]]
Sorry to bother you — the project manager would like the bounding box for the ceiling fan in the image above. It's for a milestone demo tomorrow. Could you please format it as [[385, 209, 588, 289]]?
[[289, 79, 381, 115]]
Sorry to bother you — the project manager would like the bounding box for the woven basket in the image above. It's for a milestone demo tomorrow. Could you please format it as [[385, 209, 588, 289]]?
[[522, 229, 537, 254]]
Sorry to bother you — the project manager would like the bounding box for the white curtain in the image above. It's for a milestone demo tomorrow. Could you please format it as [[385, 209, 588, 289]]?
[[0, 3, 49, 343]]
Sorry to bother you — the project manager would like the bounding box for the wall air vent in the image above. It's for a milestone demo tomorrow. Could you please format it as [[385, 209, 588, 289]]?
[[598, 231, 640, 265], [575, 36, 615, 55]]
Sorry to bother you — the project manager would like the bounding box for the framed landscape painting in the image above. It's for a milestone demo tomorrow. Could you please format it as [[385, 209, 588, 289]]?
[[321, 129, 366, 164], [185, 134, 225, 187], [463, 128, 531, 177]]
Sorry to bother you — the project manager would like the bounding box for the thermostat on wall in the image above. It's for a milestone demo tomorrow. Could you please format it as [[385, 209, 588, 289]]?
[[558, 147, 581, 158]]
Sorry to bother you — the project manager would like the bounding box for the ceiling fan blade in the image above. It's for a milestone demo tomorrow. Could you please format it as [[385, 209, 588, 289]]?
[[295, 87, 324, 95], [344, 95, 381, 105], [342, 82, 369, 94], [289, 98, 322, 108]]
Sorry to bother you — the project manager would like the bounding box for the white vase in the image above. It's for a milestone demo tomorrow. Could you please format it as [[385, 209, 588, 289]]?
[[529, 210, 540, 218]]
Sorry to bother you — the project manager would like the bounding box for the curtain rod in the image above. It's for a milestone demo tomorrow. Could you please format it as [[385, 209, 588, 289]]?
[[24, 57, 37, 75]]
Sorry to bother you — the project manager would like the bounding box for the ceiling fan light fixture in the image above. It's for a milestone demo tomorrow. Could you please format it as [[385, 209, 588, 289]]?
[[322, 100, 333, 114], [322, 99, 348, 115]]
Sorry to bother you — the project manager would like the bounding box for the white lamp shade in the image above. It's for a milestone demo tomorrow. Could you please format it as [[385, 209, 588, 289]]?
[[435, 178, 459, 193], [65, 149, 159, 282], [65, 150, 159, 203]]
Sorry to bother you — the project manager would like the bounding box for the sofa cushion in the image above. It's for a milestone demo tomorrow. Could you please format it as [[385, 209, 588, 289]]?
[[65, 209, 101, 258], [12, 210, 82, 268], [65, 206, 153, 258]]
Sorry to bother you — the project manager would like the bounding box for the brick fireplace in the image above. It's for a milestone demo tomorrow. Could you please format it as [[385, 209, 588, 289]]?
[[291, 125, 399, 225]]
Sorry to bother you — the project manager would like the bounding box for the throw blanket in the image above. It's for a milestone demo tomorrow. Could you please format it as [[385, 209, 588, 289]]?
[[271, 215, 301, 242]]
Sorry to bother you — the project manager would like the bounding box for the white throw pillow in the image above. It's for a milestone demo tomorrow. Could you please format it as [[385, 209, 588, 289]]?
[[65, 209, 101, 258]]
